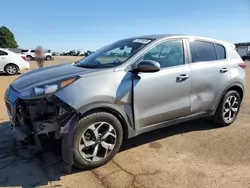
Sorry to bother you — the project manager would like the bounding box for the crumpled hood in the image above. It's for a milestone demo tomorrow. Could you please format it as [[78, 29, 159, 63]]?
[[11, 63, 111, 92]]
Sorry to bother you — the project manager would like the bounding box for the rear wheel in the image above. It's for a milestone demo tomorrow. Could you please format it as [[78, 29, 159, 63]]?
[[5, 64, 18, 75], [26, 55, 33, 61], [46, 56, 52, 61], [213, 90, 241, 126], [73, 111, 123, 170]]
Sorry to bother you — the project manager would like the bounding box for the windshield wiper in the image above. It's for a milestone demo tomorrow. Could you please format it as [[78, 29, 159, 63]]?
[[74, 63, 97, 68]]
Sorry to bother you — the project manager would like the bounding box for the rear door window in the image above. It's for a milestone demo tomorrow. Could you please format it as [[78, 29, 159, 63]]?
[[0, 50, 8, 56], [189, 40, 217, 63]]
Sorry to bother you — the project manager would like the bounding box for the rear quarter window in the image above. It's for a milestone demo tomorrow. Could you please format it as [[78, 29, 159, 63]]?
[[0, 50, 8, 56], [215, 44, 226, 60]]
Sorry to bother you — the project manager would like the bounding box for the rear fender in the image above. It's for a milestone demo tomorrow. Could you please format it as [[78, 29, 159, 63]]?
[[211, 82, 244, 115]]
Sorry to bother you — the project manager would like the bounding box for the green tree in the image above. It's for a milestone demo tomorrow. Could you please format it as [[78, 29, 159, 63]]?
[[0, 26, 19, 48]]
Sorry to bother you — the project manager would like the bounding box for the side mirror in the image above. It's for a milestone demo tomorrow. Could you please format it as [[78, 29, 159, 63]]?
[[134, 60, 161, 73]]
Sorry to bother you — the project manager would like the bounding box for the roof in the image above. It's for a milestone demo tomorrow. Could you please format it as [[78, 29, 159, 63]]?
[[132, 34, 186, 40], [123, 34, 230, 46]]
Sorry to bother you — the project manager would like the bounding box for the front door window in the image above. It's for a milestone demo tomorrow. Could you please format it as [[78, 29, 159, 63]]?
[[142, 40, 184, 68]]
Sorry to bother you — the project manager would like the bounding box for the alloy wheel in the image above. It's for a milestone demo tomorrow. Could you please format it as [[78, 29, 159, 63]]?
[[78, 122, 117, 162], [223, 95, 239, 123]]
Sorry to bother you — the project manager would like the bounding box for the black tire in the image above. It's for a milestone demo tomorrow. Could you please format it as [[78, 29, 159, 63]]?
[[73, 111, 123, 170], [213, 90, 241, 126], [26, 55, 33, 61], [45, 56, 52, 61], [4, 64, 19, 75]]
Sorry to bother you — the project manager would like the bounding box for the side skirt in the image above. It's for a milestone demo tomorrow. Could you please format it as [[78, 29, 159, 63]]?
[[128, 111, 211, 138]]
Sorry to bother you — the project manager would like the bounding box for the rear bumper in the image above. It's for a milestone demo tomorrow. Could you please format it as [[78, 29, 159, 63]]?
[[19, 62, 30, 70]]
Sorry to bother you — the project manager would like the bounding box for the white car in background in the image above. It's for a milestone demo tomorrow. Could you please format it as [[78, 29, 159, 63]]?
[[21, 49, 53, 61], [0, 48, 30, 75]]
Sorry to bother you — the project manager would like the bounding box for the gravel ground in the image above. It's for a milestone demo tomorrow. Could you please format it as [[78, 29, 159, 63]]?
[[0, 57, 249, 188]]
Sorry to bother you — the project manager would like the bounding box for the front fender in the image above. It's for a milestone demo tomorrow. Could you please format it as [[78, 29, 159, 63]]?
[[61, 113, 79, 173], [77, 102, 135, 138]]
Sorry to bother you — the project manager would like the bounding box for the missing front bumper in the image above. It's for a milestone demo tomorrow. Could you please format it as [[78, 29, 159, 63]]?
[[10, 113, 79, 173]]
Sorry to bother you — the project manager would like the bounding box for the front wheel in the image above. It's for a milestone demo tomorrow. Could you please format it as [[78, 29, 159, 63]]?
[[73, 111, 123, 170], [213, 90, 241, 126]]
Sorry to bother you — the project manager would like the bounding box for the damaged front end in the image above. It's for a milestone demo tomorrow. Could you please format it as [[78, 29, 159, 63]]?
[[15, 96, 75, 144], [5, 79, 79, 173]]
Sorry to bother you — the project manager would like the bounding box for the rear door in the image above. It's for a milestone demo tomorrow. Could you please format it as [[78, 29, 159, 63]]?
[[0, 50, 9, 71], [186, 39, 231, 113]]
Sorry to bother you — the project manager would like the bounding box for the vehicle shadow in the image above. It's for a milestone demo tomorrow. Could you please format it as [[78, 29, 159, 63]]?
[[120, 118, 218, 151], [0, 118, 219, 187], [0, 72, 21, 76]]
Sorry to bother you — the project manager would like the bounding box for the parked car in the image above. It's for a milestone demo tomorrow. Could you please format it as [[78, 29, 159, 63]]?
[[236, 46, 250, 61], [21, 49, 53, 61], [78, 50, 85, 56], [61, 51, 70, 56], [69, 50, 78, 56], [5, 34, 246, 171], [52, 52, 61, 56], [242, 53, 250, 61], [0, 48, 30, 75], [84, 50, 95, 57]]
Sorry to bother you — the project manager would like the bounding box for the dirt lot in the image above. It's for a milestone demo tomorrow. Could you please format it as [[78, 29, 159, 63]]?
[[0, 57, 249, 188]]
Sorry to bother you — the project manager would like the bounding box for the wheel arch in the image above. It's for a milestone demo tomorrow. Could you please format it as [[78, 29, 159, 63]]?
[[77, 103, 135, 139], [4, 63, 20, 71], [213, 82, 244, 114]]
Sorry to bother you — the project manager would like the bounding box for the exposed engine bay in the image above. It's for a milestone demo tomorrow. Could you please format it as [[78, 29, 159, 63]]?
[[13, 95, 76, 150]]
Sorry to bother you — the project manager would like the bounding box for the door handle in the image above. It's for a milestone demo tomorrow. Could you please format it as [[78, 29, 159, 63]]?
[[177, 74, 190, 81], [220, 68, 229, 73]]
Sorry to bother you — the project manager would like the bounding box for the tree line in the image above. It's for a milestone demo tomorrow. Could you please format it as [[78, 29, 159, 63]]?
[[0, 26, 18, 48], [0, 26, 250, 49]]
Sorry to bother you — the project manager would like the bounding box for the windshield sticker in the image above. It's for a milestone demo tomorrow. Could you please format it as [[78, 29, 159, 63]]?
[[132, 39, 151, 44]]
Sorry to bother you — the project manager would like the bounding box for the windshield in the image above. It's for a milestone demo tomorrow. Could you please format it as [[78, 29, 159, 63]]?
[[76, 38, 153, 68]]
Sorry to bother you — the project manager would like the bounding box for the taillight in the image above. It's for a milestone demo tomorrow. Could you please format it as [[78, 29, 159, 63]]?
[[238, 62, 246, 70], [21, 56, 27, 61]]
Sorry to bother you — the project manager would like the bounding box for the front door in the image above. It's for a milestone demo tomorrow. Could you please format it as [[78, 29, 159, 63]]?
[[133, 39, 192, 130]]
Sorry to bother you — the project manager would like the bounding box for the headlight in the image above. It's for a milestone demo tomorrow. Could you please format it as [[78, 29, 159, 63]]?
[[20, 76, 79, 98]]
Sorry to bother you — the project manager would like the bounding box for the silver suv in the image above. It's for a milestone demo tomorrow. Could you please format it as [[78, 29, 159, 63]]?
[[5, 34, 246, 171]]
